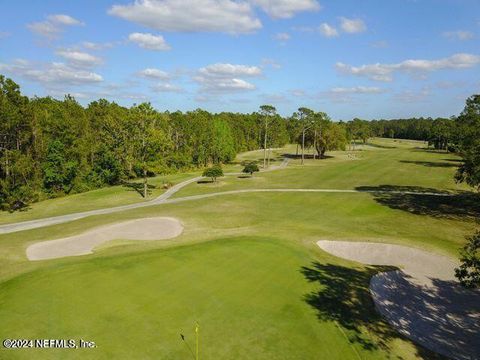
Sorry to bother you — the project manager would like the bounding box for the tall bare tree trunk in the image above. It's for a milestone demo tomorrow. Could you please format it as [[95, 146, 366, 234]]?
[[301, 129, 306, 165], [263, 118, 268, 169], [5, 150, 9, 178], [142, 118, 148, 198], [143, 167, 147, 198]]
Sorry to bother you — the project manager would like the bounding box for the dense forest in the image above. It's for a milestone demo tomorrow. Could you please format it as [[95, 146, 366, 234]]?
[[0, 74, 478, 212]]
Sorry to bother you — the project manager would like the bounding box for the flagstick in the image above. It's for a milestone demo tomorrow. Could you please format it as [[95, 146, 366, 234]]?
[[195, 322, 199, 360]]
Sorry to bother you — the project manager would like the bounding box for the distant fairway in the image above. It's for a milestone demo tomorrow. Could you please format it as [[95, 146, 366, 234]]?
[[0, 138, 477, 359], [173, 139, 469, 198]]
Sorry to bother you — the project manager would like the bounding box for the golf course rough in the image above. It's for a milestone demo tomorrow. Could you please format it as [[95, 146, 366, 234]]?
[[317, 240, 480, 360], [26, 217, 183, 260]]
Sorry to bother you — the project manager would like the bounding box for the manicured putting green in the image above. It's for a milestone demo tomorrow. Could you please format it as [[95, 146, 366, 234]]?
[[0, 238, 420, 359]]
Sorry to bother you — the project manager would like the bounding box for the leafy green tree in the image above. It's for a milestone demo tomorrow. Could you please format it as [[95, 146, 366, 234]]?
[[455, 95, 480, 189], [298, 112, 346, 159], [42, 140, 78, 194], [347, 118, 371, 148], [388, 129, 395, 139], [242, 162, 259, 176], [203, 165, 223, 182], [455, 231, 480, 288], [315, 122, 347, 158], [211, 118, 235, 164], [295, 107, 315, 164], [90, 146, 123, 186], [0, 75, 35, 209], [452, 95, 480, 288], [428, 118, 454, 150], [130, 103, 171, 198]]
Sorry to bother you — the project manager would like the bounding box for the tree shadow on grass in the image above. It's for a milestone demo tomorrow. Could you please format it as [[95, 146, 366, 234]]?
[[365, 142, 397, 149], [370, 272, 480, 360], [443, 158, 463, 163], [399, 160, 458, 168], [122, 181, 156, 198], [233, 158, 279, 166], [300, 262, 442, 358], [413, 148, 449, 154], [282, 153, 333, 160], [355, 185, 480, 221], [400, 160, 458, 168]]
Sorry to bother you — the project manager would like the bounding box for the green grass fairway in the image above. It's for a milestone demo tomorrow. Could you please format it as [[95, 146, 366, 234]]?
[[0, 138, 476, 359], [174, 139, 469, 198]]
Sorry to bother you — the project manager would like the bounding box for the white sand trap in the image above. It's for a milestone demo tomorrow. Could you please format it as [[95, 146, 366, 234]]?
[[26, 217, 183, 261], [317, 240, 458, 285], [317, 240, 480, 360]]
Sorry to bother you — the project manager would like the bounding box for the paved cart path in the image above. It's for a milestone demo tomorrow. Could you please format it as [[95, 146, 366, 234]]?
[[0, 158, 454, 234]]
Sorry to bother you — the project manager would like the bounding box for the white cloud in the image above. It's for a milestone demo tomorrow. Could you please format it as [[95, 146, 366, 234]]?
[[261, 58, 282, 69], [109, 0, 261, 34], [82, 41, 116, 50], [151, 83, 183, 93], [317, 87, 380, 104], [199, 63, 262, 77], [336, 53, 480, 81], [291, 25, 315, 33], [128, 32, 171, 51], [393, 88, 431, 103], [138, 68, 170, 80], [47, 14, 83, 26], [251, 0, 320, 19], [274, 32, 290, 44], [0, 59, 103, 87], [319, 23, 338, 38], [340, 17, 366, 34], [56, 49, 102, 67], [0, 31, 11, 39], [27, 22, 62, 38], [261, 93, 290, 103], [290, 89, 306, 97], [443, 30, 474, 41], [194, 63, 261, 93], [27, 14, 83, 39], [330, 86, 384, 94], [320, 86, 384, 104]]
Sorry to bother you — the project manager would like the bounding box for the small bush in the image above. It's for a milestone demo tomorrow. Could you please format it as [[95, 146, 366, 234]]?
[[203, 165, 224, 182], [242, 162, 260, 176]]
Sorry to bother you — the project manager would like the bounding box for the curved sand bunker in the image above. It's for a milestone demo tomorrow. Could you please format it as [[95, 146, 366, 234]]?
[[317, 240, 480, 360], [27, 217, 183, 261]]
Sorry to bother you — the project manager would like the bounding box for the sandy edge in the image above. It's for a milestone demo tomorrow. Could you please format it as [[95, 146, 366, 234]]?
[[26, 217, 183, 261], [316, 240, 480, 360]]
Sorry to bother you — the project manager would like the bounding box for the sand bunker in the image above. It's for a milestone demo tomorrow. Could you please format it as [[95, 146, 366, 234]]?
[[27, 217, 183, 261], [317, 240, 457, 285], [317, 240, 480, 360]]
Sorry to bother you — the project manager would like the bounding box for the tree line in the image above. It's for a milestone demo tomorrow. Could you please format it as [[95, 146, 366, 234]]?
[[344, 117, 456, 151], [0, 74, 478, 204], [1, 75, 293, 209]]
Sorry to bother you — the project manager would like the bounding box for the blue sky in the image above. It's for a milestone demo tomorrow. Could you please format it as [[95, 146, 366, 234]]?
[[0, 0, 479, 119]]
